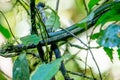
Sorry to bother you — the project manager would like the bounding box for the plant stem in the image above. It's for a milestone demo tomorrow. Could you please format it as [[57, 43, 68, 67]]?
[[30, 0, 38, 34]]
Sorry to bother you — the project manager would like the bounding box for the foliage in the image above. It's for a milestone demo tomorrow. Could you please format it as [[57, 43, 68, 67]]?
[[103, 47, 113, 61], [20, 34, 41, 46], [88, 0, 100, 11], [13, 53, 30, 80], [30, 58, 62, 80], [96, 2, 120, 25], [0, 24, 11, 39], [45, 10, 60, 32], [0, 0, 120, 80], [97, 24, 120, 47]]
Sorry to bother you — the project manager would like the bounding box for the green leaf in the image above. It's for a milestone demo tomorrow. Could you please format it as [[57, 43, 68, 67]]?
[[13, 53, 30, 80], [103, 47, 113, 61], [97, 24, 120, 47], [20, 34, 40, 46], [0, 24, 11, 39], [96, 2, 120, 25], [30, 58, 62, 80], [45, 11, 60, 32], [117, 48, 120, 60], [88, 0, 100, 11], [90, 32, 101, 40]]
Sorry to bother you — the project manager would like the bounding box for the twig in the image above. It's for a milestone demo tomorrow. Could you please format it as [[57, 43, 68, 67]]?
[[83, 0, 89, 14], [68, 42, 88, 50], [56, 0, 60, 12], [0, 52, 19, 57], [18, 0, 30, 15], [77, 58, 96, 79], [82, 0, 89, 74], [67, 70, 95, 80], [0, 11, 19, 44], [60, 27, 102, 80]]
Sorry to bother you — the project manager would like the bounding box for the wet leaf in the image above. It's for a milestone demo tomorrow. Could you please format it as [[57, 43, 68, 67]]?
[[97, 24, 120, 47], [30, 58, 62, 80], [45, 11, 60, 32], [13, 53, 30, 80], [20, 34, 40, 46]]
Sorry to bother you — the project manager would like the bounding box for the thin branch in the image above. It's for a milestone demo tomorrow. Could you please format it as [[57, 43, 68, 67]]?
[[18, 0, 30, 15], [0, 11, 19, 44], [69, 42, 88, 50], [77, 57, 96, 79], [67, 71, 95, 80], [60, 27, 88, 48], [82, 0, 89, 74], [0, 52, 19, 57], [55, 0, 60, 12], [60, 27, 102, 80], [83, 0, 89, 14]]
